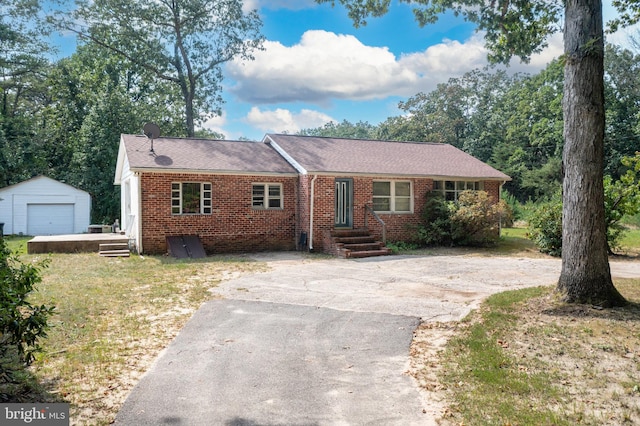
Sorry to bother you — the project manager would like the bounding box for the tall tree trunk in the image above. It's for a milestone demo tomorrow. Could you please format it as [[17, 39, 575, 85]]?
[[558, 0, 626, 307]]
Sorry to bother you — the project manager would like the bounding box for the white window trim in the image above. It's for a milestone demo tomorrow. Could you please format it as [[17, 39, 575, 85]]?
[[373, 180, 413, 213], [252, 183, 284, 210], [433, 180, 484, 201], [171, 182, 212, 215]]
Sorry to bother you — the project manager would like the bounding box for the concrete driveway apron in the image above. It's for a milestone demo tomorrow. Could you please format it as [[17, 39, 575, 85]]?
[[115, 253, 575, 425]]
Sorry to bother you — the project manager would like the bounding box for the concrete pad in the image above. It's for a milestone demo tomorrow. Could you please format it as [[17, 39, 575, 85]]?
[[27, 233, 129, 254], [115, 300, 428, 425], [116, 253, 640, 425], [214, 254, 565, 321]]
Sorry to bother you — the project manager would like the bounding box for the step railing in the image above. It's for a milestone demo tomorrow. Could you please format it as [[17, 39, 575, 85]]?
[[364, 204, 386, 243]]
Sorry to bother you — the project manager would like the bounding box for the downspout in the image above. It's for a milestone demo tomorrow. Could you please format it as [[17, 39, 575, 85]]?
[[309, 175, 318, 251], [137, 173, 143, 254], [499, 180, 506, 236]]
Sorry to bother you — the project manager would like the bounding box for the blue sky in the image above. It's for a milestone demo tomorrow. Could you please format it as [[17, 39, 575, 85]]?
[[50, 0, 636, 141]]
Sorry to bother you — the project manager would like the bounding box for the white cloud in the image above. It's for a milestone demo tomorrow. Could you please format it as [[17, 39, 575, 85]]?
[[508, 32, 564, 73], [245, 106, 334, 133], [227, 29, 563, 106], [200, 112, 228, 137], [227, 30, 420, 103]]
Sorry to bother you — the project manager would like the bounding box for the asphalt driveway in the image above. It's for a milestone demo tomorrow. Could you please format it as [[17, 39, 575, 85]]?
[[115, 253, 640, 425]]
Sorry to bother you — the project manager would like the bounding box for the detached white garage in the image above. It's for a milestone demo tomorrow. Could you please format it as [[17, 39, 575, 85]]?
[[0, 176, 91, 236]]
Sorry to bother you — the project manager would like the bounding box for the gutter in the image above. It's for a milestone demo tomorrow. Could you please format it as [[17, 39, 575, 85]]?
[[499, 180, 506, 236], [137, 173, 143, 254], [309, 175, 318, 251]]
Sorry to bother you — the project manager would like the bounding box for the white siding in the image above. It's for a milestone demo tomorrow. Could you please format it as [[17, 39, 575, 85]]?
[[0, 176, 91, 235], [118, 153, 141, 252]]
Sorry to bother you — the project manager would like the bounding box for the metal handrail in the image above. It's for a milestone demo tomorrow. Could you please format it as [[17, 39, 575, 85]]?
[[364, 204, 386, 243]]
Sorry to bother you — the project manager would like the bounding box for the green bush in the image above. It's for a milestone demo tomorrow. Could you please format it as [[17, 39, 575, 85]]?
[[604, 154, 640, 252], [450, 191, 511, 246], [527, 197, 563, 256], [416, 192, 453, 246], [385, 241, 419, 253], [0, 238, 54, 380], [528, 153, 640, 256], [501, 190, 523, 224], [417, 190, 510, 247]]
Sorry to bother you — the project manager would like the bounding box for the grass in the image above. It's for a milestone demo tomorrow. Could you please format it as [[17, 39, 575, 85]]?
[[4, 247, 267, 425], [619, 228, 640, 254], [6, 228, 640, 425], [4, 235, 30, 254], [414, 280, 640, 425], [436, 286, 573, 425]]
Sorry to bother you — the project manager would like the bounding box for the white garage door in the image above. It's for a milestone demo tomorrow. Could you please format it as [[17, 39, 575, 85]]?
[[27, 204, 75, 235]]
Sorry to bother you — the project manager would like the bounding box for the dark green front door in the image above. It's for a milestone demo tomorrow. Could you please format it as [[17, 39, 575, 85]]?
[[335, 178, 353, 228]]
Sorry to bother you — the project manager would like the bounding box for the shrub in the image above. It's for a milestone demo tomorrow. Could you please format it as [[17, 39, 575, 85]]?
[[450, 191, 511, 246], [501, 190, 522, 225], [528, 153, 640, 256], [416, 192, 452, 246], [386, 241, 419, 254], [604, 154, 640, 253], [0, 238, 54, 380], [417, 190, 510, 247], [527, 196, 563, 256]]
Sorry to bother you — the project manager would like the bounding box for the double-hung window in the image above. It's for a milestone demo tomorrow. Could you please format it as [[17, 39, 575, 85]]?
[[373, 181, 412, 213], [252, 183, 283, 209], [171, 182, 212, 214], [433, 180, 483, 201]]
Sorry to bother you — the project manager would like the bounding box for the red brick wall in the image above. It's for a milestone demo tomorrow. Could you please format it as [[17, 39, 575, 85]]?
[[140, 173, 298, 254], [305, 176, 434, 252], [304, 176, 503, 252], [140, 172, 504, 255], [483, 180, 501, 201]]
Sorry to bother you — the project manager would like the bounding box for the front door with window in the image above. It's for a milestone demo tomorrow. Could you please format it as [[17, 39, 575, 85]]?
[[334, 178, 353, 228]]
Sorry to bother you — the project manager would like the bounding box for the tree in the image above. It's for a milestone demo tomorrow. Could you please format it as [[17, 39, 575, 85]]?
[[45, 42, 189, 221], [528, 155, 640, 256], [604, 153, 640, 253], [0, 0, 54, 186], [317, 0, 634, 306], [62, 0, 264, 137], [604, 44, 640, 178], [488, 60, 564, 202], [0, 238, 54, 379], [299, 119, 378, 139]]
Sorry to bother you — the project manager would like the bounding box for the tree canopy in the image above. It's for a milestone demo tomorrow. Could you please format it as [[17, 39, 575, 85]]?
[[61, 0, 264, 137]]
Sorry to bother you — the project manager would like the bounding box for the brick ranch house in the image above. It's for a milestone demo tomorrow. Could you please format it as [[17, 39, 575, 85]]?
[[114, 133, 511, 256]]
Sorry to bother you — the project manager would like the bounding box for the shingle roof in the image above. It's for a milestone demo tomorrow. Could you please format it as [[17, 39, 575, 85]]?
[[120, 134, 298, 175], [264, 134, 511, 180]]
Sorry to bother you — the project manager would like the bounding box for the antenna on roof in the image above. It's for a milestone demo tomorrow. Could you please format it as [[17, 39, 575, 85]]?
[[143, 122, 161, 153]]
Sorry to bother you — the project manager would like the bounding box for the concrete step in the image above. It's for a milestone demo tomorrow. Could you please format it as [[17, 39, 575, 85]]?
[[331, 228, 371, 238], [99, 242, 130, 257], [329, 228, 391, 259], [99, 243, 129, 250], [342, 242, 385, 251], [99, 249, 130, 257], [345, 248, 392, 259], [333, 235, 377, 244]]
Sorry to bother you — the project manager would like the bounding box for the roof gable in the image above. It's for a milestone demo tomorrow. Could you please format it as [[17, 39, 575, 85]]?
[[264, 134, 511, 181], [0, 176, 89, 195], [118, 134, 298, 176]]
